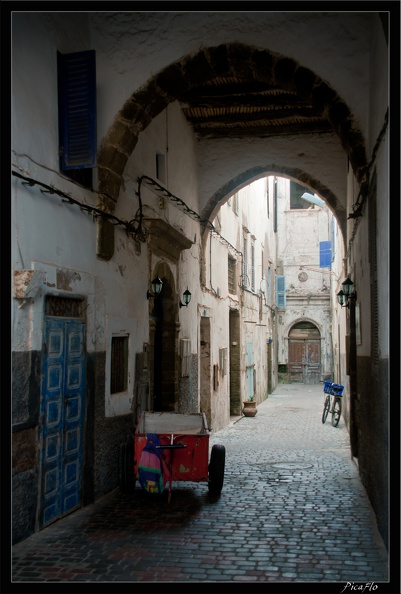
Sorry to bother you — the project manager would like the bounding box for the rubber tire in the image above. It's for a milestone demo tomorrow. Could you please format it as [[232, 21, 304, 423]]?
[[332, 397, 342, 427], [208, 444, 225, 496], [322, 395, 330, 423]]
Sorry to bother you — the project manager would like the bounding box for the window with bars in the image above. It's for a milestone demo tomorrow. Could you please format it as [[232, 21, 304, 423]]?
[[110, 335, 128, 394], [228, 256, 236, 294]]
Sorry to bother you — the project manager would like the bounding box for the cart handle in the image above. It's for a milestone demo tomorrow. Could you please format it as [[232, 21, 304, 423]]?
[[155, 444, 187, 450]]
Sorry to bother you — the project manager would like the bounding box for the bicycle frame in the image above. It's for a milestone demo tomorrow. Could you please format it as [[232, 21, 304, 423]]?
[[321, 381, 344, 427]]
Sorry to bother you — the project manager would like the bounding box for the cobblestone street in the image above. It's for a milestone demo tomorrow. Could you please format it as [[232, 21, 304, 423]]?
[[10, 384, 393, 592]]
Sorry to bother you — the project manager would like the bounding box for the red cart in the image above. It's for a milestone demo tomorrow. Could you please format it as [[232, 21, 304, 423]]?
[[119, 412, 225, 499]]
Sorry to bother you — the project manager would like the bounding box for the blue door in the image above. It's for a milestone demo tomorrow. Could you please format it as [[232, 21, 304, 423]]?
[[40, 317, 86, 528]]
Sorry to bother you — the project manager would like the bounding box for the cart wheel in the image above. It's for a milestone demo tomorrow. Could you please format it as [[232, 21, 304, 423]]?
[[208, 444, 225, 497], [119, 439, 135, 492]]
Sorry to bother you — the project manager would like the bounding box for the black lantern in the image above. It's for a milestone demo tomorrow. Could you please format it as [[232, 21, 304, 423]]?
[[337, 277, 356, 308], [337, 289, 346, 307], [147, 276, 163, 300], [179, 288, 192, 308]]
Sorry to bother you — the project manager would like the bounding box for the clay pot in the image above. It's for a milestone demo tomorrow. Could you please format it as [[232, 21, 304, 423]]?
[[242, 400, 258, 417]]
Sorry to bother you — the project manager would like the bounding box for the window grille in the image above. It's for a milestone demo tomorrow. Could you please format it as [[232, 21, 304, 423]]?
[[45, 295, 83, 318]]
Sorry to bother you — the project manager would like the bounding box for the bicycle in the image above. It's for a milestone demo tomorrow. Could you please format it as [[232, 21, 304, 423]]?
[[321, 381, 344, 427]]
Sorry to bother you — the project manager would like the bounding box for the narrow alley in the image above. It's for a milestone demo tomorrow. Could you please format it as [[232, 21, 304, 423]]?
[[10, 384, 390, 590]]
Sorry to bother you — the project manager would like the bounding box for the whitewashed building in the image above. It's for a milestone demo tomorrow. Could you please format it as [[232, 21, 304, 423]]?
[[11, 11, 391, 549], [275, 177, 334, 383]]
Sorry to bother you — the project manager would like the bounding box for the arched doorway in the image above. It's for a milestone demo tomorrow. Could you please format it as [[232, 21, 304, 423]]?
[[288, 321, 321, 384]]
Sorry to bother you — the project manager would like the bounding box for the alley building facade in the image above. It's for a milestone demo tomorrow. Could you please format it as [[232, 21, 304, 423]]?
[[10, 10, 391, 550]]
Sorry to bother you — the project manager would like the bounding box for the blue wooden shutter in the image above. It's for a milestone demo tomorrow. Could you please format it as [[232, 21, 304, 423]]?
[[58, 50, 97, 170], [319, 241, 332, 268], [276, 275, 286, 308]]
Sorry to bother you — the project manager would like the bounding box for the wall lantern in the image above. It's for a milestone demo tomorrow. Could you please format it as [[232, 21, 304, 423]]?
[[337, 277, 357, 308], [179, 288, 192, 308], [147, 276, 163, 300]]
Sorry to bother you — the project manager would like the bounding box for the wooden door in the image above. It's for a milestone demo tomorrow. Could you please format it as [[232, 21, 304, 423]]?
[[288, 339, 321, 383], [40, 316, 86, 528]]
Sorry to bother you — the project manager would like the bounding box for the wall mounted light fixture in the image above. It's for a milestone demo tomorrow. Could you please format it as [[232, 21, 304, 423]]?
[[147, 276, 163, 300], [179, 288, 192, 308], [337, 277, 357, 308]]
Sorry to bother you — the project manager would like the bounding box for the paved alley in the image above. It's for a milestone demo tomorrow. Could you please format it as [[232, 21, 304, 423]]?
[[10, 384, 392, 591]]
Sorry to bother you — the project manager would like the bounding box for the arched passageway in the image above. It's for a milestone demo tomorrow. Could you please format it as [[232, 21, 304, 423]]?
[[10, 11, 390, 554], [95, 43, 368, 259]]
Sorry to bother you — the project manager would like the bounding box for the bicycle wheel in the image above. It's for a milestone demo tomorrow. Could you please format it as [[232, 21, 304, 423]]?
[[332, 397, 342, 427], [322, 395, 330, 423]]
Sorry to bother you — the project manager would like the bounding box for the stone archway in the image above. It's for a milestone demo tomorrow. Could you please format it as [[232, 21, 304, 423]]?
[[201, 165, 346, 239], [95, 43, 368, 259]]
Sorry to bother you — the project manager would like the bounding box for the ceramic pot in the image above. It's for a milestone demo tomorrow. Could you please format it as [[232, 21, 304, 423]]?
[[242, 400, 257, 417]]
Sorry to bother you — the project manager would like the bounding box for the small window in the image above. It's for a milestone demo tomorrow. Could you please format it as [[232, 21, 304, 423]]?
[[110, 335, 128, 394], [228, 256, 236, 294], [290, 181, 309, 209], [276, 275, 286, 309]]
